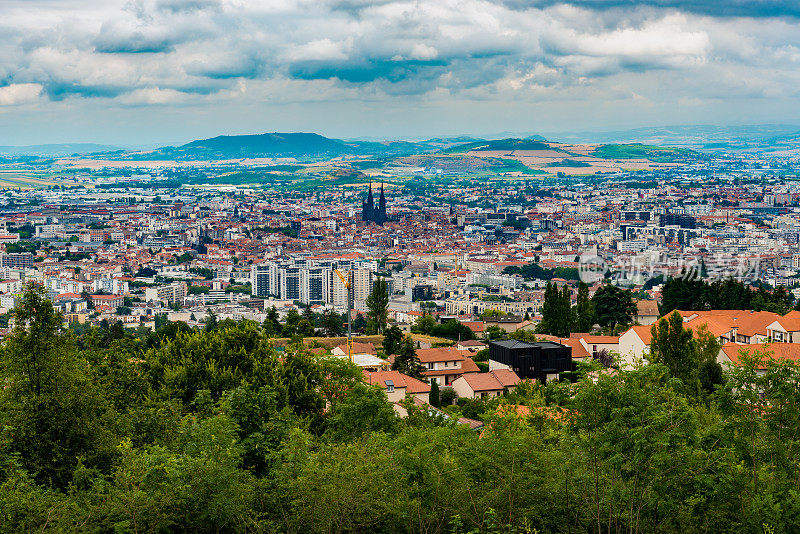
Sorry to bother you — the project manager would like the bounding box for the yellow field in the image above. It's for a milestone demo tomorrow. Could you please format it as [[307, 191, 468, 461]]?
[[0, 172, 60, 189]]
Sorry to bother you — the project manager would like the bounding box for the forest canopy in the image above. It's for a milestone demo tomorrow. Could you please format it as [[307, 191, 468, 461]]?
[[0, 285, 799, 533]]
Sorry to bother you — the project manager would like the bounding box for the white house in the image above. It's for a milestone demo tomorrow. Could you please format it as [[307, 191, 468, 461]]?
[[618, 325, 653, 367]]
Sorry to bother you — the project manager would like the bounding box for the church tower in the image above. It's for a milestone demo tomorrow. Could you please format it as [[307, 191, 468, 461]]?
[[361, 182, 387, 225], [362, 182, 374, 222], [378, 182, 387, 224]]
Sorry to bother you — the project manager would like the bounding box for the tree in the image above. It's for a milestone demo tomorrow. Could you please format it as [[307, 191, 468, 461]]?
[[649, 311, 700, 393], [82, 288, 95, 310], [263, 306, 281, 337], [366, 278, 389, 334], [412, 313, 436, 335], [591, 283, 635, 331], [392, 335, 425, 379], [480, 309, 507, 320], [326, 383, 399, 441], [296, 318, 315, 337], [203, 311, 219, 332], [429, 380, 441, 408], [353, 313, 367, 333], [302, 304, 314, 323], [592, 348, 614, 368], [485, 325, 506, 340], [283, 308, 301, 337], [440, 387, 457, 406], [573, 281, 595, 332], [322, 309, 343, 337], [382, 325, 403, 356], [695, 323, 723, 394], [0, 284, 119, 488], [537, 281, 572, 337], [431, 319, 475, 341]]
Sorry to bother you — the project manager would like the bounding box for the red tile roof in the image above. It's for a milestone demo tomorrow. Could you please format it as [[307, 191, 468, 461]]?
[[457, 370, 521, 392], [363, 370, 431, 394], [719, 343, 800, 367], [416, 347, 471, 363]]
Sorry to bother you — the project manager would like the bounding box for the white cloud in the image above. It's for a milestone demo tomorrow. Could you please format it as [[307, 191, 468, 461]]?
[[0, 0, 799, 141], [119, 86, 187, 105], [0, 83, 43, 105], [409, 43, 438, 60], [283, 38, 351, 62]]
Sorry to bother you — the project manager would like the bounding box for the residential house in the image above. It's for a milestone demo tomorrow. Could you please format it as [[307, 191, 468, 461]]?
[[536, 334, 591, 362], [619, 310, 780, 367], [451, 369, 521, 399], [679, 310, 779, 345], [718, 343, 800, 373], [618, 325, 654, 367], [461, 321, 485, 337], [456, 340, 487, 352], [576, 335, 620, 359], [90, 294, 123, 309], [332, 342, 386, 372], [765, 311, 800, 343], [416, 347, 481, 386], [634, 299, 659, 325], [332, 341, 377, 357], [363, 370, 431, 404]]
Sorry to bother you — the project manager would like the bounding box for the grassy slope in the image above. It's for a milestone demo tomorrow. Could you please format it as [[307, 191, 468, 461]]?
[[591, 143, 698, 162]]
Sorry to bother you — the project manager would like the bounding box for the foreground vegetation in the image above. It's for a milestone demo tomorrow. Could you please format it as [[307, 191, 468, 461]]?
[[1, 286, 799, 533]]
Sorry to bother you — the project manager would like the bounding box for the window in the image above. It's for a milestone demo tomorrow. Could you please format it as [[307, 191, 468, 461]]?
[[384, 380, 394, 393], [427, 362, 434, 369]]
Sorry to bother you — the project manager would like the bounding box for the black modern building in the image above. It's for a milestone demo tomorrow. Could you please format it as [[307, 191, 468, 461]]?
[[411, 284, 433, 302], [362, 182, 387, 225], [659, 213, 696, 229], [488, 340, 572, 382]]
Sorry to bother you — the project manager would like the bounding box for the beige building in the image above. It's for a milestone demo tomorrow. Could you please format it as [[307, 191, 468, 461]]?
[[618, 325, 653, 367], [634, 300, 659, 325], [363, 370, 431, 405], [765, 311, 800, 343], [145, 281, 187, 305], [416, 347, 481, 386], [451, 370, 521, 399]]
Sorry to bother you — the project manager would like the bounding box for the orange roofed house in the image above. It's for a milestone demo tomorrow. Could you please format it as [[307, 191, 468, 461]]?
[[765, 311, 800, 343], [619, 310, 783, 367], [363, 370, 431, 404], [718, 343, 800, 373], [451, 369, 521, 399], [416, 347, 481, 386]]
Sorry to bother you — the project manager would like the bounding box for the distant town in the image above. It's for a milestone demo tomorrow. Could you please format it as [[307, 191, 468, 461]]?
[[0, 132, 798, 342]]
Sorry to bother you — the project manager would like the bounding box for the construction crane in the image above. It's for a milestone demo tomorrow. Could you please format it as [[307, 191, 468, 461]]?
[[334, 268, 353, 362]]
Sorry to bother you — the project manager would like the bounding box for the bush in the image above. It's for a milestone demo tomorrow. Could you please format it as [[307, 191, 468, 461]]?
[[440, 387, 457, 406], [473, 348, 489, 362]]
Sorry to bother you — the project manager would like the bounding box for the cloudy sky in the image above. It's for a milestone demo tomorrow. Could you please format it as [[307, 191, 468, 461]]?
[[0, 0, 799, 145]]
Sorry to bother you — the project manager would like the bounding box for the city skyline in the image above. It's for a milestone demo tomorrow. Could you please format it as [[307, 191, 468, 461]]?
[[1, 0, 800, 145]]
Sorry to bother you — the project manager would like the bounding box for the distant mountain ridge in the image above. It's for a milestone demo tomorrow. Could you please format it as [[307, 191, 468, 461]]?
[[552, 125, 800, 147], [135, 132, 482, 160], [0, 143, 124, 156]]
